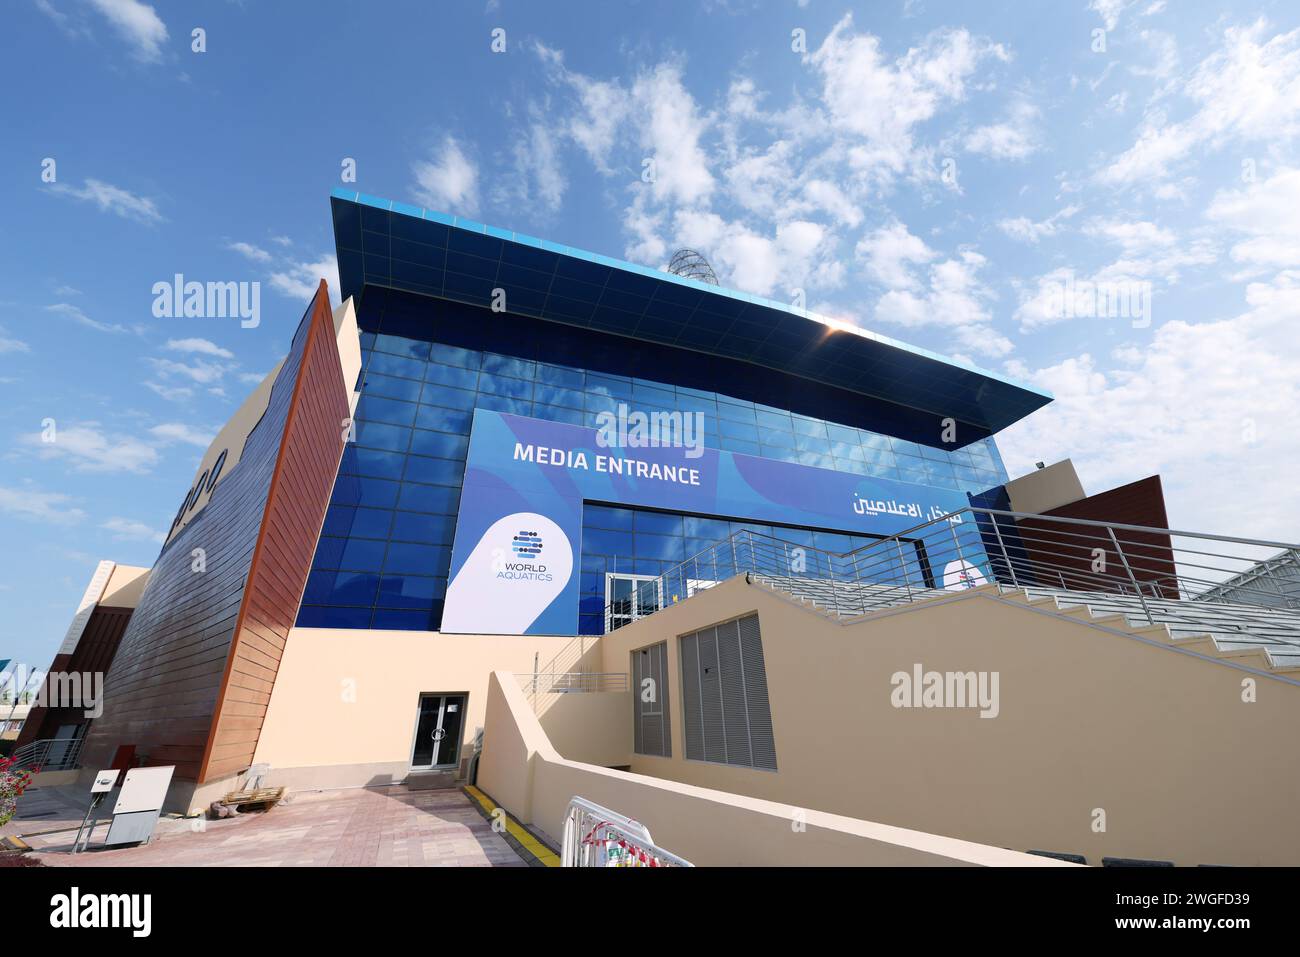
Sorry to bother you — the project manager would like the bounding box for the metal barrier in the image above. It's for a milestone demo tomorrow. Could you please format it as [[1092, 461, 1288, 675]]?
[[560, 796, 693, 867], [515, 672, 629, 712], [9, 735, 85, 774], [601, 508, 1300, 654]]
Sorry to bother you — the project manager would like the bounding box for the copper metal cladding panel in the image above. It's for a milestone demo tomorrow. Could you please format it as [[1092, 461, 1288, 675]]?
[[80, 284, 346, 783], [201, 284, 350, 782], [1015, 476, 1178, 598], [16, 606, 134, 747]]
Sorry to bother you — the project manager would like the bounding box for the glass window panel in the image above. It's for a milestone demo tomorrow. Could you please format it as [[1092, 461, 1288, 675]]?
[[423, 362, 479, 390], [356, 395, 417, 427], [398, 483, 460, 514], [403, 455, 464, 486], [350, 507, 394, 539], [297, 606, 372, 628], [477, 373, 533, 399], [349, 448, 405, 480], [634, 533, 685, 562], [585, 505, 635, 530], [354, 421, 411, 452], [682, 516, 731, 539], [378, 575, 446, 608], [373, 333, 431, 360], [755, 410, 793, 432], [371, 607, 438, 630], [584, 526, 634, 556], [532, 404, 585, 425], [536, 363, 585, 389], [473, 394, 531, 414], [419, 382, 477, 411], [718, 418, 759, 442], [390, 511, 455, 544], [362, 372, 422, 402], [384, 543, 451, 576], [481, 354, 536, 379], [430, 344, 480, 368], [340, 538, 387, 572], [409, 429, 468, 459], [366, 352, 425, 380], [414, 405, 472, 433], [633, 511, 683, 535]]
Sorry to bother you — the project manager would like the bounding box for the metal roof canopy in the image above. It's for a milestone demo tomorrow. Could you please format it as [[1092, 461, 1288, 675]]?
[[330, 189, 1052, 436]]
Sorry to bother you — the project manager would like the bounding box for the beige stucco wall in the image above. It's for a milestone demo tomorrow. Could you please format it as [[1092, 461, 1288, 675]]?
[[535, 691, 632, 767], [100, 563, 150, 609], [251, 627, 592, 791], [478, 671, 1073, 867], [1003, 458, 1085, 514], [594, 576, 1300, 866]]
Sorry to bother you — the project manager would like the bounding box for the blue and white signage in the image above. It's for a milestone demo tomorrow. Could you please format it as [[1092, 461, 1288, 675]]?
[[441, 409, 981, 635]]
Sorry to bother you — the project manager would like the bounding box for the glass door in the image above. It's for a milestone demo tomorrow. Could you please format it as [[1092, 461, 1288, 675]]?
[[410, 693, 467, 770], [605, 573, 662, 632]]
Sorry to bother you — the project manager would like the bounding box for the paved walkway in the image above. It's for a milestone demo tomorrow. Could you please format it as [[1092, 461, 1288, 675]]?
[[25, 786, 530, 867]]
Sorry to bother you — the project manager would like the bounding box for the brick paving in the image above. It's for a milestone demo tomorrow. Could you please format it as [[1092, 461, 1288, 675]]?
[[28, 786, 530, 867]]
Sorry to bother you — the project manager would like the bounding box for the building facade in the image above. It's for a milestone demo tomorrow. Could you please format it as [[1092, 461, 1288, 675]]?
[[44, 190, 1063, 810], [297, 190, 1047, 639]]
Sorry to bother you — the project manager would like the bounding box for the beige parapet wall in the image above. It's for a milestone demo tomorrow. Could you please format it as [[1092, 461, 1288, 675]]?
[[594, 577, 1300, 866], [478, 670, 1074, 866], [251, 628, 591, 791]]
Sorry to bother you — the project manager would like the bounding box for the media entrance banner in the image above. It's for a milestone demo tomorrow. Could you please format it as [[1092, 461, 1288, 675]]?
[[441, 409, 981, 635]]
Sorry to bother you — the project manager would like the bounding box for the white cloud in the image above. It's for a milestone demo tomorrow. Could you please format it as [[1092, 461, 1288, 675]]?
[[47, 178, 164, 223], [45, 302, 127, 334], [1206, 166, 1300, 272], [268, 254, 341, 304], [144, 381, 193, 402], [856, 220, 936, 291], [1089, 0, 1132, 31], [0, 325, 30, 353], [164, 337, 234, 359], [534, 42, 631, 175], [632, 62, 715, 207], [671, 211, 837, 299], [86, 0, 168, 63], [148, 422, 215, 447], [998, 272, 1300, 541], [1099, 21, 1300, 188], [144, 356, 228, 385], [0, 485, 85, 525], [22, 423, 160, 474], [962, 100, 1040, 161], [100, 516, 164, 544], [1084, 218, 1178, 254], [810, 16, 1008, 184], [997, 205, 1081, 243], [873, 249, 1012, 357], [227, 241, 272, 263], [412, 137, 480, 215]]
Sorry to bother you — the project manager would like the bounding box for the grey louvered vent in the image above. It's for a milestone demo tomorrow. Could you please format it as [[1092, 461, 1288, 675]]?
[[680, 614, 777, 771], [632, 641, 671, 758]]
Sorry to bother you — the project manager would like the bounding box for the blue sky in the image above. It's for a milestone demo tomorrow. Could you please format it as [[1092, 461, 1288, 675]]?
[[3, 0, 1300, 670]]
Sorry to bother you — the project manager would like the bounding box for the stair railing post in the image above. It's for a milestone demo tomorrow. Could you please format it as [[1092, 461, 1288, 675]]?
[[1108, 526, 1153, 625], [990, 512, 1018, 587], [895, 539, 913, 603]]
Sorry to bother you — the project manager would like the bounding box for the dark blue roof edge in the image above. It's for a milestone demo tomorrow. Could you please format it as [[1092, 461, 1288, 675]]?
[[329, 188, 1052, 406]]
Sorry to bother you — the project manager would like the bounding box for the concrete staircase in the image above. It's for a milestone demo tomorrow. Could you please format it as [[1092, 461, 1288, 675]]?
[[748, 574, 1300, 676]]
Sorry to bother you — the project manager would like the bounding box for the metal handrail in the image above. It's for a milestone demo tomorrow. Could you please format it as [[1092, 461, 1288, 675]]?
[[9, 735, 85, 773], [561, 796, 692, 867], [599, 507, 1300, 641]]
